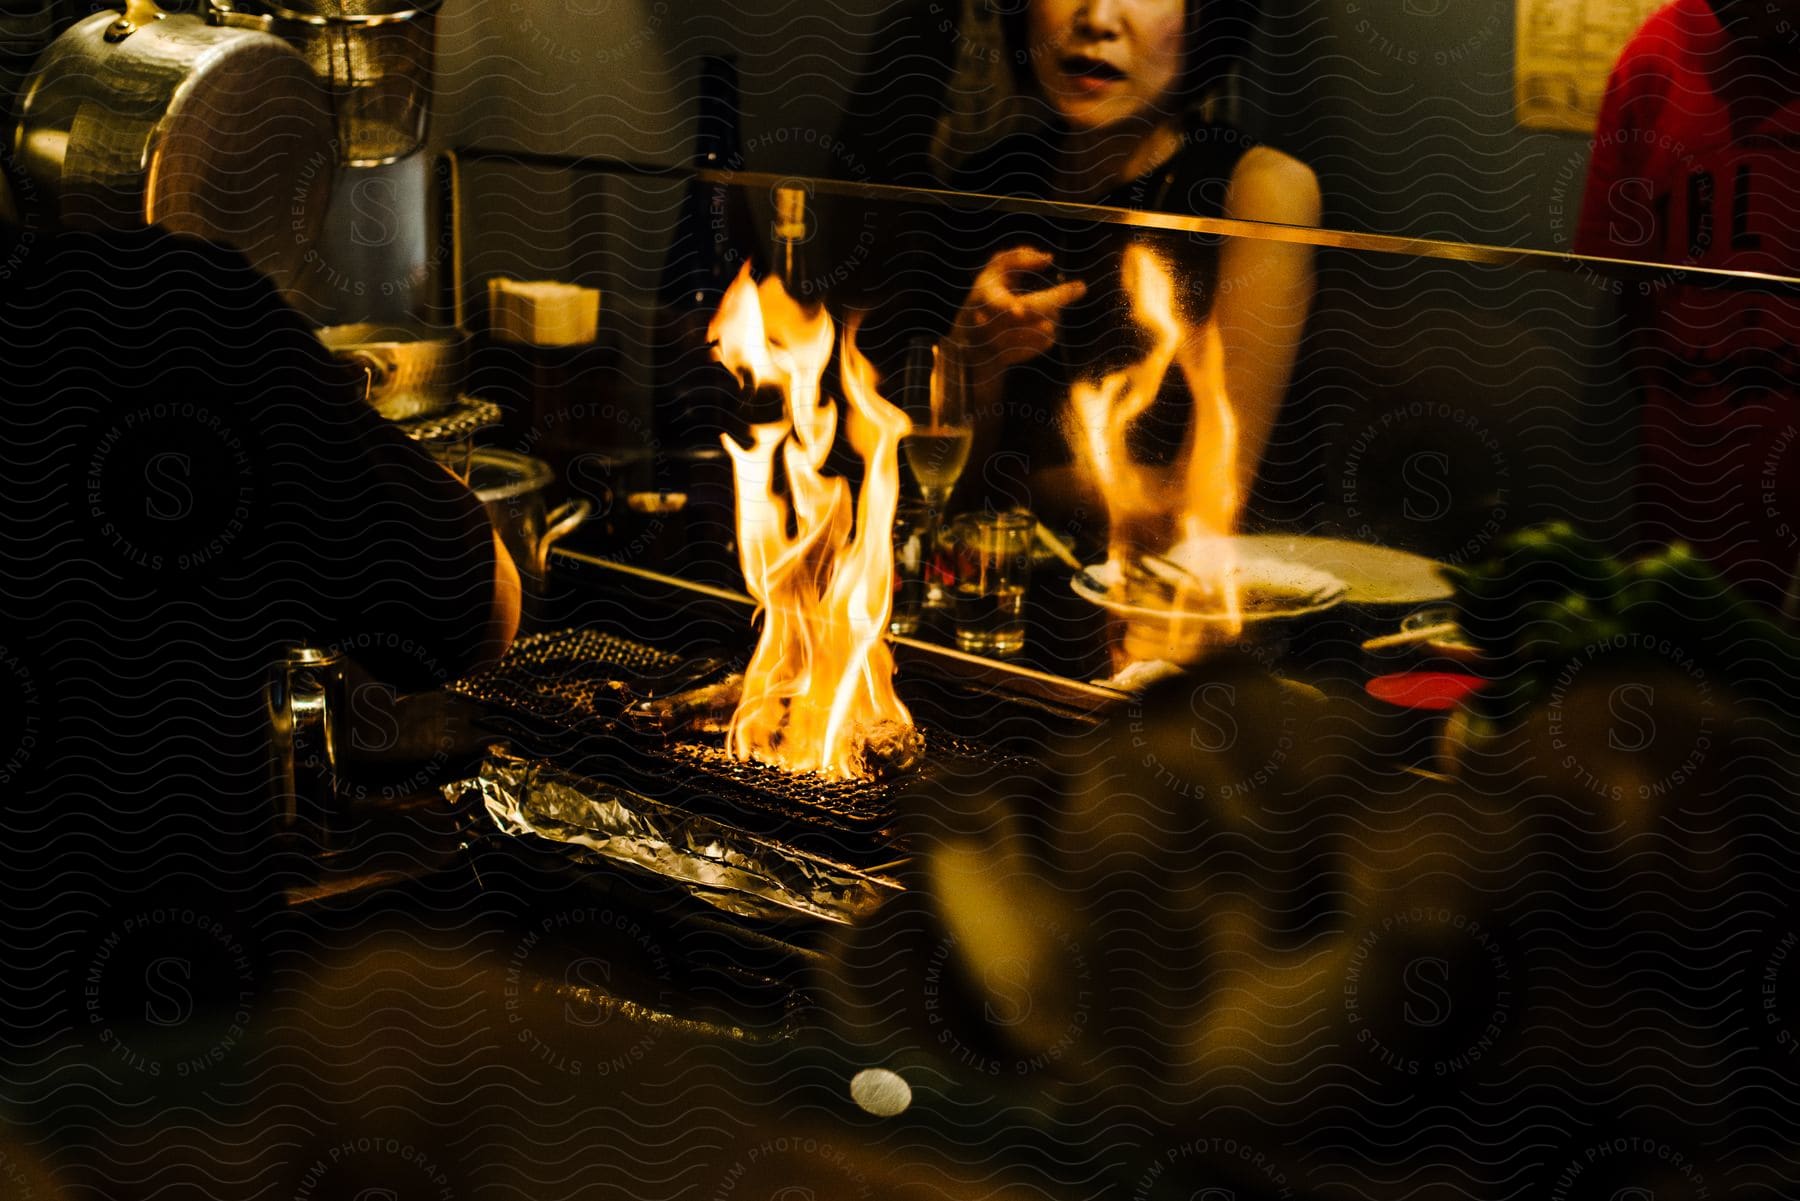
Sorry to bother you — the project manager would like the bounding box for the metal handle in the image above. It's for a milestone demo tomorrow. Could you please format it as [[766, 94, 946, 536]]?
[[344, 348, 395, 402], [105, 0, 164, 42], [205, 0, 275, 32], [537, 499, 592, 574]]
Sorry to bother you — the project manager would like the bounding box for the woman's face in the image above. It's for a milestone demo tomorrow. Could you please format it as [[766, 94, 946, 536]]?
[[1028, 0, 1188, 130]]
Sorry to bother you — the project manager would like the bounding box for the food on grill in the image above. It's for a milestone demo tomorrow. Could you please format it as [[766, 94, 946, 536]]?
[[859, 719, 926, 779], [624, 674, 744, 738], [611, 653, 734, 700]]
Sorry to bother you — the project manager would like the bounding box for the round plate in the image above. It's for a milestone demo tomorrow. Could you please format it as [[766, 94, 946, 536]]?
[[1236, 534, 1453, 607], [1072, 553, 1349, 623]]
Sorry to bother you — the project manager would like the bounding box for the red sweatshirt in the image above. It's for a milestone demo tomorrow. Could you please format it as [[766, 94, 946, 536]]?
[[1575, 0, 1800, 602]]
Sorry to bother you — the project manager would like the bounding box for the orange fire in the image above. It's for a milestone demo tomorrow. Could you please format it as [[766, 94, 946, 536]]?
[[708, 264, 915, 779], [1070, 245, 1244, 658]]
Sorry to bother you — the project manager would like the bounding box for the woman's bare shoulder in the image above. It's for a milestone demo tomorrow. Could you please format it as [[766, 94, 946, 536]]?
[[1226, 146, 1322, 227]]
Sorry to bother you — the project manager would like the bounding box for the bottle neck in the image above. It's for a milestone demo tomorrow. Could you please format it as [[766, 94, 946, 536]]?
[[772, 186, 811, 299]]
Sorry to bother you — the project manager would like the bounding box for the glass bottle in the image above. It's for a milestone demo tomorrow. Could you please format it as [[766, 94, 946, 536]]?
[[651, 54, 756, 457]]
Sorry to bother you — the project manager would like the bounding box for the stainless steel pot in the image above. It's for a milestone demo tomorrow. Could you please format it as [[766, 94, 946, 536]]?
[[467, 449, 591, 630], [10, 0, 335, 297], [317, 321, 462, 420]]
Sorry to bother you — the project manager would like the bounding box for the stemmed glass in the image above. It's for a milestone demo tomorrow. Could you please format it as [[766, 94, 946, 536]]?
[[898, 337, 974, 607]]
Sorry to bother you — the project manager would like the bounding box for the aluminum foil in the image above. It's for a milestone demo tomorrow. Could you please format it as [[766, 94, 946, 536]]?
[[447, 752, 903, 925]]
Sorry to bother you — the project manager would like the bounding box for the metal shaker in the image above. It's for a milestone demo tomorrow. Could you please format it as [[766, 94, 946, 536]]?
[[267, 645, 348, 856]]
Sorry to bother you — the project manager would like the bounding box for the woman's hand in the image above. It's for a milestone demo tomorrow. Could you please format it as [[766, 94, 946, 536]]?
[[952, 245, 1088, 392], [947, 246, 1085, 510]]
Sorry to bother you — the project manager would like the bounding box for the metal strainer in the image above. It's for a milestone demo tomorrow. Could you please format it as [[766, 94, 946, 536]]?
[[216, 0, 439, 165]]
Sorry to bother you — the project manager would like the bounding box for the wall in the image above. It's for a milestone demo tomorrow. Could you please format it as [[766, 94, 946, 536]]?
[[425, 0, 894, 445], [1238, 0, 1636, 551], [1252, 0, 1598, 251]]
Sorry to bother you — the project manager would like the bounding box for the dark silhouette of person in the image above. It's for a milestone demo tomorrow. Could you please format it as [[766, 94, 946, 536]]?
[[0, 154, 518, 1128]]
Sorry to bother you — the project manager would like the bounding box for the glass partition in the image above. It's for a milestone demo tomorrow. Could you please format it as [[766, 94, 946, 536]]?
[[431, 1, 1800, 268], [443, 148, 1800, 623]]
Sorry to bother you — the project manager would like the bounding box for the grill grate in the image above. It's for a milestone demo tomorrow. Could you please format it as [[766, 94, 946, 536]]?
[[666, 741, 891, 813], [450, 628, 682, 728], [451, 627, 1034, 843]]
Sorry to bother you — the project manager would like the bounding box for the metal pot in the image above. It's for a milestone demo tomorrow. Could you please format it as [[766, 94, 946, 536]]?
[[467, 449, 591, 630], [10, 0, 335, 297], [317, 321, 462, 420]]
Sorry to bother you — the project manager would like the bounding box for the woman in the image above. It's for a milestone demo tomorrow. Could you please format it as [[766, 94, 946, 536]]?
[[948, 0, 1320, 519]]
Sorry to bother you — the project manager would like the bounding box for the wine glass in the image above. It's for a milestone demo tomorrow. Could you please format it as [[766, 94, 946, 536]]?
[[898, 337, 974, 606]]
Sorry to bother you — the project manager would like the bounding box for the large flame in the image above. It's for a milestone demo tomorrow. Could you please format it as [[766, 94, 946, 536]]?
[[1070, 245, 1244, 661], [708, 264, 914, 779]]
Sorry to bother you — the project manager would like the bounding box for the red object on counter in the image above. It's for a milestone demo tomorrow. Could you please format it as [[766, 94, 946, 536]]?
[[1366, 671, 1489, 712]]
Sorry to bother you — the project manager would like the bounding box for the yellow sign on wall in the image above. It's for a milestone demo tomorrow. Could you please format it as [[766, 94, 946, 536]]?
[[1516, 0, 1667, 132]]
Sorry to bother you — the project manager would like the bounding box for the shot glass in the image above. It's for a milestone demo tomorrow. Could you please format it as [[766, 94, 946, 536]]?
[[949, 510, 1032, 655], [889, 500, 931, 637]]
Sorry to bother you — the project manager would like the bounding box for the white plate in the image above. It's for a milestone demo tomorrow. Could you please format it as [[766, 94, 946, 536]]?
[[1235, 534, 1453, 607], [1072, 552, 1349, 623]]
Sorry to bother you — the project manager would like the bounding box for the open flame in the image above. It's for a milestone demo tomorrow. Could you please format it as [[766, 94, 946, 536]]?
[[1070, 245, 1244, 661], [708, 264, 915, 779]]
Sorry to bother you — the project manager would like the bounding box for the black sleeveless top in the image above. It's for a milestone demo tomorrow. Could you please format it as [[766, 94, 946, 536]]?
[[950, 119, 1261, 508]]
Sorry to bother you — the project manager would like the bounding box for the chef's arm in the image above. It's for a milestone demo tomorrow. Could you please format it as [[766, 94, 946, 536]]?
[[1214, 148, 1322, 498]]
